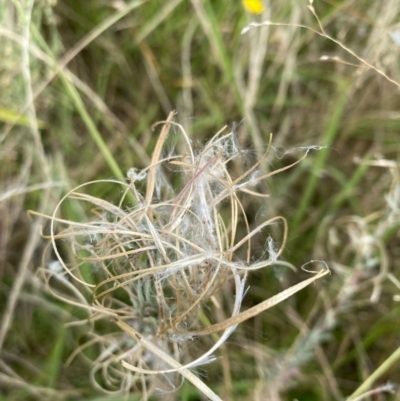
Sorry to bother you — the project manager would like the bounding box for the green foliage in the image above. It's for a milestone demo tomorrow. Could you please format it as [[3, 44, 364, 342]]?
[[1, 0, 400, 400]]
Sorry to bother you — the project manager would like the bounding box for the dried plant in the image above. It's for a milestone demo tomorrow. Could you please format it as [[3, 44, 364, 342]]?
[[36, 112, 328, 400]]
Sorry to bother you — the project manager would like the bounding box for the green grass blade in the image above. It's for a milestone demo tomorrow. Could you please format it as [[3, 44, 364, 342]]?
[[347, 344, 400, 400], [292, 86, 349, 228]]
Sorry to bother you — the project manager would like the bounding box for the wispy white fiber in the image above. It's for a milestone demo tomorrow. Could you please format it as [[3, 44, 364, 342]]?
[[127, 167, 147, 181]]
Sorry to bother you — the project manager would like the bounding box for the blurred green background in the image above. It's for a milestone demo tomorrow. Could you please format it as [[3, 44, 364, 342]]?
[[1, 0, 400, 400]]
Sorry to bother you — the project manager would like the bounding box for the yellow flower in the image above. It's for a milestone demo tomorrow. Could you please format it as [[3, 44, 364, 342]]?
[[242, 0, 264, 14]]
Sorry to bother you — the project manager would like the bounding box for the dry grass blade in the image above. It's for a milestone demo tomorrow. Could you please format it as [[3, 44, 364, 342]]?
[[189, 264, 330, 336], [116, 319, 223, 401]]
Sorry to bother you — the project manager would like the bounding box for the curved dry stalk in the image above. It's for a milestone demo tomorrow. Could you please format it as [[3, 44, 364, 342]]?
[[241, 5, 400, 89]]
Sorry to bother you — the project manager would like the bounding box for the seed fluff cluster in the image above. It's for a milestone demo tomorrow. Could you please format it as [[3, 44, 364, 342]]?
[[41, 112, 328, 400]]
